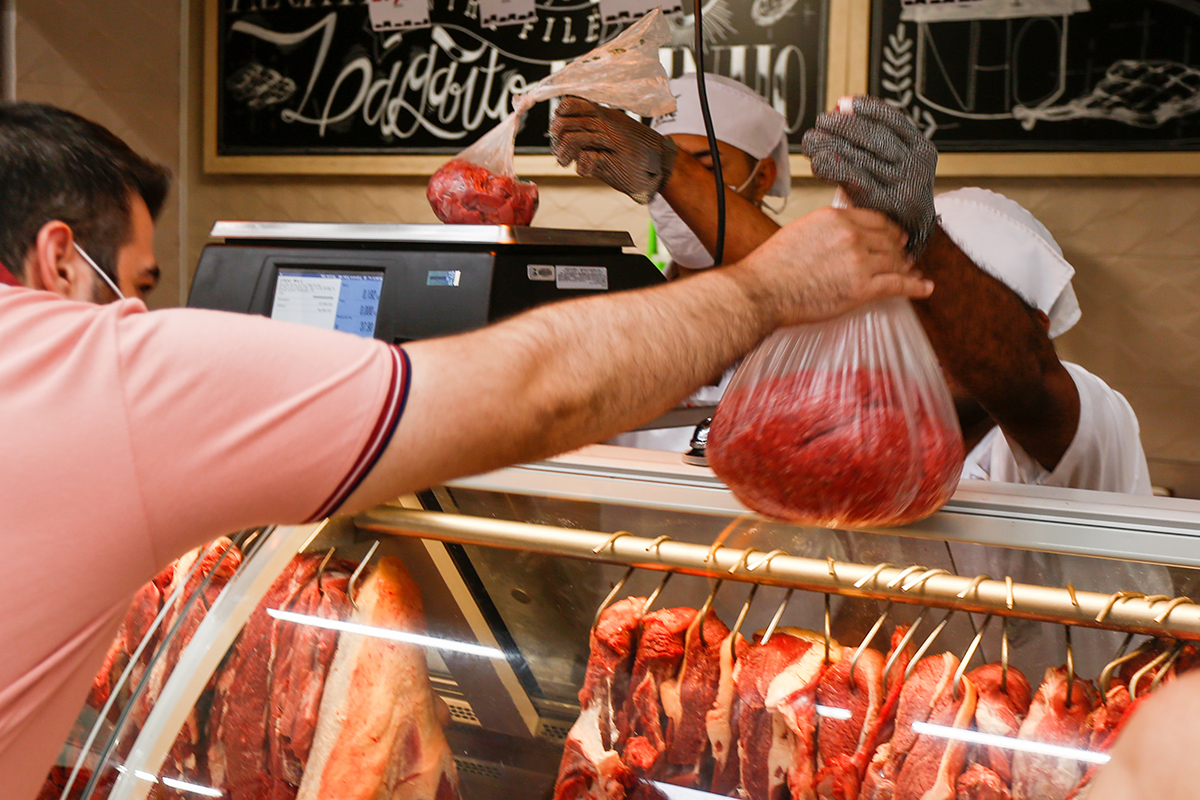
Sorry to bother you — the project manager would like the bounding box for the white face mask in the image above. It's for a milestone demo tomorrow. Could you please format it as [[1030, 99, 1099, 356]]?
[[649, 159, 764, 270]]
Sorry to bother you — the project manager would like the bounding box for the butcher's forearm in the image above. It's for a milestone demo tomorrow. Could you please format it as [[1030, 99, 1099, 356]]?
[[914, 225, 1079, 467], [661, 152, 781, 265]]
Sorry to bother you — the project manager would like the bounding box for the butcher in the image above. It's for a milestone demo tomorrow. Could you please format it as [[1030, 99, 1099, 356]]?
[[0, 102, 924, 799], [554, 91, 1158, 673], [553, 74, 790, 452], [553, 91, 1149, 496]]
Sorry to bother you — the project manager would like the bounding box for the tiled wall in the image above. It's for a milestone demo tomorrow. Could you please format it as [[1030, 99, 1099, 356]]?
[[17, 0, 1200, 493]]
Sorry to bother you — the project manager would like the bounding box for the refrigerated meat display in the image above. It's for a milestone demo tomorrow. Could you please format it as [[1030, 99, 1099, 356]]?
[[40, 446, 1200, 800]]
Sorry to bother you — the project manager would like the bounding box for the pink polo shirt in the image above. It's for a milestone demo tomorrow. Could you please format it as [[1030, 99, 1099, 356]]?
[[0, 284, 409, 800]]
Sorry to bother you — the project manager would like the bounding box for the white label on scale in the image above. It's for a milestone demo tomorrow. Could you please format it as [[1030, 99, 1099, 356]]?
[[528, 264, 556, 281], [556, 266, 609, 291], [597, 0, 682, 26], [478, 0, 537, 28], [368, 0, 432, 32]]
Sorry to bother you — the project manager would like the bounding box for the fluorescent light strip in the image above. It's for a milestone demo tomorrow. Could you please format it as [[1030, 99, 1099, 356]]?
[[650, 780, 727, 799], [911, 721, 1111, 765], [816, 704, 853, 720], [266, 608, 506, 659], [161, 777, 225, 798]]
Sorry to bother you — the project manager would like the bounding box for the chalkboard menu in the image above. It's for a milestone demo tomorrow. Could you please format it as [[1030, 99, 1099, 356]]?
[[211, 0, 829, 159], [870, 0, 1200, 152]]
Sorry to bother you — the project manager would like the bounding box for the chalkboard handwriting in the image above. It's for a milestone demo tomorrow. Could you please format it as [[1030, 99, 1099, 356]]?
[[232, 16, 528, 140]]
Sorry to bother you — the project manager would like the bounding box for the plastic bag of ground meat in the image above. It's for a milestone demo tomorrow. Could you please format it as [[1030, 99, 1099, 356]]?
[[707, 296, 964, 528], [427, 113, 540, 225], [427, 9, 675, 226]]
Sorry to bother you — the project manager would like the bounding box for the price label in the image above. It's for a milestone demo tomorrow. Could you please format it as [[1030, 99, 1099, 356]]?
[[368, 0, 432, 32], [477, 0, 537, 28], [597, 0, 682, 26]]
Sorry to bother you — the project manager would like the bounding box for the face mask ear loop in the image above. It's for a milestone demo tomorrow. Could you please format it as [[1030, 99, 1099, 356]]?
[[729, 159, 763, 196], [760, 195, 788, 215]]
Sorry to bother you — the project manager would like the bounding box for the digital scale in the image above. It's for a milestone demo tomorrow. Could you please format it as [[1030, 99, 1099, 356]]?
[[188, 221, 712, 432], [188, 222, 668, 344]]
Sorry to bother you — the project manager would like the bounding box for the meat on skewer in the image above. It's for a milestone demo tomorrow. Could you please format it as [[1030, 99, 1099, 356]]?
[[735, 629, 822, 800], [659, 608, 730, 787], [296, 556, 461, 800], [812, 644, 885, 800], [1011, 666, 1094, 800], [766, 631, 842, 800], [621, 608, 697, 777], [554, 597, 646, 800], [706, 630, 749, 796], [966, 663, 1032, 785], [859, 651, 961, 800]]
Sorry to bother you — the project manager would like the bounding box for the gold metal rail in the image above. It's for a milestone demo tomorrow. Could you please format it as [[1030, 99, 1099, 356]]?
[[355, 507, 1200, 639]]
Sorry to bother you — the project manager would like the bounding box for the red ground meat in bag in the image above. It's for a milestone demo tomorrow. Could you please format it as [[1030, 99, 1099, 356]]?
[[707, 297, 963, 528], [427, 9, 675, 226], [428, 155, 539, 226]]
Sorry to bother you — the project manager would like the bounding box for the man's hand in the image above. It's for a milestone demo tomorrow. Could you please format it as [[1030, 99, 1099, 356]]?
[[802, 96, 937, 254], [727, 206, 931, 329], [549, 96, 678, 204]]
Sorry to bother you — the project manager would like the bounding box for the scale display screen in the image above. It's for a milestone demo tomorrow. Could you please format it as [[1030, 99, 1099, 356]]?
[[270, 268, 384, 338]]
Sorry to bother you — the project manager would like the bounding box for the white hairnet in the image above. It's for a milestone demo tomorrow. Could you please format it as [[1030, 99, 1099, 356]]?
[[651, 73, 790, 198], [935, 188, 1081, 338]]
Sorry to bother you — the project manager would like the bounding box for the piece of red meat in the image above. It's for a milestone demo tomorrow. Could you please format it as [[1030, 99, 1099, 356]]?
[[620, 608, 697, 777], [709, 368, 962, 527], [427, 159, 539, 226]]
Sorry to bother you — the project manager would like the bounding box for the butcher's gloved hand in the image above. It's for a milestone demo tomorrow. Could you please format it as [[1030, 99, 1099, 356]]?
[[550, 96, 678, 205], [802, 95, 938, 254]]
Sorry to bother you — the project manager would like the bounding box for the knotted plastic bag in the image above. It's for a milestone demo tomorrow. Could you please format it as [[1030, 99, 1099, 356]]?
[[427, 8, 676, 225], [707, 275, 963, 529]]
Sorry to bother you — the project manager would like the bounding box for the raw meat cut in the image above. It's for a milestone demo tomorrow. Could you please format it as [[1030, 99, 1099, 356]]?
[[427, 159, 539, 226], [860, 651, 961, 800], [1011, 667, 1094, 800], [957, 763, 1010, 800], [620, 607, 696, 777], [708, 368, 962, 527], [297, 555, 460, 800], [267, 559, 354, 790], [1062, 684, 1148, 800], [554, 597, 645, 800], [814, 644, 885, 800], [556, 706, 639, 800], [851, 626, 915, 800], [966, 663, 1032, 784], [734, 629, 824, 800], [706, 630, 749, 795], [209, 552, 323, 799], [894, 670, 977, 800], [659, 608, 730, 787], [766, 632, 841, 800]]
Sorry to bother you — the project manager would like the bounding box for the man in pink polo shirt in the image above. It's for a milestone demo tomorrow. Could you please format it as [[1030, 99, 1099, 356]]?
[[0, 102, 928, 798]]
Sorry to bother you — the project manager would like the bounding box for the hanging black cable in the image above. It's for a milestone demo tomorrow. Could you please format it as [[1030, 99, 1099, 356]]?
[[691, 0, 726, 266]]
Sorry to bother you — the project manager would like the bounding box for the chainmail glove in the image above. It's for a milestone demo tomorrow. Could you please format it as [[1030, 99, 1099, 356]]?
[[802, 96, 938, 254], [550, 96, 678, 205]]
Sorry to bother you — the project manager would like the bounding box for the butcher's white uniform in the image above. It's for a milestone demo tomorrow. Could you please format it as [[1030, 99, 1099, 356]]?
[[934, 189, 1160, 680]]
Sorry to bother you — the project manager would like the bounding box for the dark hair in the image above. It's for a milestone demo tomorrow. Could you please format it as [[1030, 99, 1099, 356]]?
[[0, 102, 171, 281]]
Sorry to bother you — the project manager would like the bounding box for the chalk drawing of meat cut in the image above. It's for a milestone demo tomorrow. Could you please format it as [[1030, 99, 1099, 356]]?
[[881, 0, 1091, 132]]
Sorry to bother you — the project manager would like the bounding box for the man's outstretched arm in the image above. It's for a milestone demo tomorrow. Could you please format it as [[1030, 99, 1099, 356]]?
[[337, 207, 926, 514]]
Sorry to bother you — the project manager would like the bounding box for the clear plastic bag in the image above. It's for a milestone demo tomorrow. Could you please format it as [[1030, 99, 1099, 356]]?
[[427, 8, 675, 226], [707, 296, 964, 528]]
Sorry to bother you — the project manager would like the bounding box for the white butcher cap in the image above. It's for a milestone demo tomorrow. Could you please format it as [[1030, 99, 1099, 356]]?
[[935, 187, 1081, 338], [651, 73, 790, 198]]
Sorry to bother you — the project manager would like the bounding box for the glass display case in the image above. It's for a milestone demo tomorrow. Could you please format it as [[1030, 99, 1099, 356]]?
[[43, 446, 1200, 800]]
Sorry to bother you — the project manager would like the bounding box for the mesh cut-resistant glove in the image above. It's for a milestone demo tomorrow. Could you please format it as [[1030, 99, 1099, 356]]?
[[550, 96, 678, 205], [803, 96, 938, 254]]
